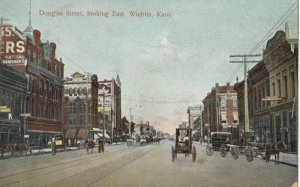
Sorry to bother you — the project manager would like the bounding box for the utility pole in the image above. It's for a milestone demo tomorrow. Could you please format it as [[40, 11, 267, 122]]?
[[229, 54, 260, 145], [129, 108, 132, 137], [84, 72, 93, 138], [102, 88, 106, 142]]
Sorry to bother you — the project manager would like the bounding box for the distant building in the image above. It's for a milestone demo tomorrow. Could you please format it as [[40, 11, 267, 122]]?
[[187, 105, 202, 129], [98, 76, 121, 140], [202, 83, 238, 142]]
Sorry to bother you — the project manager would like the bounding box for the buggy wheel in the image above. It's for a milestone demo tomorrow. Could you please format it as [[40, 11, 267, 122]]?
[[192, 146, 196, 162], [231, 147, 239, 160], [127, 141, 132, 147], [171, 146, 175, 162], [220, 144, 227, 157], [206, 144, 213, 156], [245, 146, 254, 162], [200, 138, 203, 145]]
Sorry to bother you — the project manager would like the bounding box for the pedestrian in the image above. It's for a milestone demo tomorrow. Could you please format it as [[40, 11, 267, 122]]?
[[51, 138, 56, 155]]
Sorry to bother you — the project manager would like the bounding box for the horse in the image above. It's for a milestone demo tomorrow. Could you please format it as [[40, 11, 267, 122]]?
[[265, 141, 287, 164], [85, 139, 94, 154], [0, 144, 15, 158], [14, 143, 32, 156]]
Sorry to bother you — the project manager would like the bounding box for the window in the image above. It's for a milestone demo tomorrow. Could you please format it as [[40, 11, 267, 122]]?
[[40, 80, 44, 96], [272, 82, 275, 96], [291, 72, 295, 97], [284, 75, 288, 98], [277, 79, 281, 97]]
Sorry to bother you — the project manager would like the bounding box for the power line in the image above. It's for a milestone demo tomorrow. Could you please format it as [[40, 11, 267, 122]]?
[[249, 2, 297, 54], [227, 1, 297, 84]]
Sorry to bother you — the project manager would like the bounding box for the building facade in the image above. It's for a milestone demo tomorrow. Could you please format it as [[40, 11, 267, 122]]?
[[1, 24, 64, 147], [234, 28, 298, 152], [264, 29, 298, 152], [98, 76, 121, 140], [63, 72, 99, 142], [202, 83, 239, 142], [0, 62, 27, 145]]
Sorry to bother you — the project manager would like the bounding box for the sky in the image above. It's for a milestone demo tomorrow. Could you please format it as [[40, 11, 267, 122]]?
[[1, 0, 298, 134]]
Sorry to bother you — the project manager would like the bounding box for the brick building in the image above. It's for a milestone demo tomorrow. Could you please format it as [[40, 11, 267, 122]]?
[[202, 83, 239, 141], [1, 24, 64, 147], [0, 62, 27, 144]]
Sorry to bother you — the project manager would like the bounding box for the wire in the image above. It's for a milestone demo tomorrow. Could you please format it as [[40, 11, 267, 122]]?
[[227, 1, 297, 84]]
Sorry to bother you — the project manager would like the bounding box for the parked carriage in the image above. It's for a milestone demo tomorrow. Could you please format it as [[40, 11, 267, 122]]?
[[171, 128, 196, 162], [206, 132, 240, 159], [244, 141, 287, 164]]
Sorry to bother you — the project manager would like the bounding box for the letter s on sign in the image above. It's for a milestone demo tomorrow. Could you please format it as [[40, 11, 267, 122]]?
[[4, 27, 12, 36], [16, 41, 25, 53]]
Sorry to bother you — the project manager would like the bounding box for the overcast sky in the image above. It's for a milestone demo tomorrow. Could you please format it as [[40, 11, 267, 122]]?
[[1, 0, 298, 133]]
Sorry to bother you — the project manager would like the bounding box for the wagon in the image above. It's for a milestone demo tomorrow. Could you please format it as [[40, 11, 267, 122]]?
[[206, 132, 240, 159], [53, 134, 66, 151], [171, 128, 196, 162]]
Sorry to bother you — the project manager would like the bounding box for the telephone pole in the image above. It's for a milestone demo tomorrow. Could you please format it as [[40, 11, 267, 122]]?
[[229, 54, 260, 145]]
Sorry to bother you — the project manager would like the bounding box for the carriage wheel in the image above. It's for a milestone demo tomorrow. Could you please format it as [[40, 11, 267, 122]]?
[[192, 146, 196, 162], [127, 141, 132, 147], [206, 144, 214, 156], [231, 147, 239, 160], [245, 146, 254, 162], [171, 146, 175, 162], [220, 144, 227, 157], [200, 138, 203, 145]]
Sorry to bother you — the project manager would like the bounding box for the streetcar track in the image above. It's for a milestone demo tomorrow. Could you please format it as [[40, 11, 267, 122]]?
[[85, 142, 163, 186], [0, 143, 165, 186], [0, 146, 133, 181]]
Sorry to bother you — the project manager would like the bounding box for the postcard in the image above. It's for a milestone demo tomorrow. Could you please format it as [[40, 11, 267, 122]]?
[[0, 0, 298, 186]]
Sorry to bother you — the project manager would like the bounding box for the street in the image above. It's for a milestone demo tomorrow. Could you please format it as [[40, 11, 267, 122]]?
[[0, 140, 297, 187]]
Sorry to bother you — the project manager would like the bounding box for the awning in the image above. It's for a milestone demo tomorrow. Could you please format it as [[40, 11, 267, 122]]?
[[66, 129, 77, 139], [221, 113, 227, 121], [78, 129, 87, 139], [233, 113, 238, 121]]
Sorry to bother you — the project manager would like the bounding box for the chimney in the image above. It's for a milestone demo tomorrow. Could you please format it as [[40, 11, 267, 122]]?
[[285, 22, 289, 39]]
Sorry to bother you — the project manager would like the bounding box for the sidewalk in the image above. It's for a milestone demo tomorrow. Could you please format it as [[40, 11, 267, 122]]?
[[278, 152, 298, 167]]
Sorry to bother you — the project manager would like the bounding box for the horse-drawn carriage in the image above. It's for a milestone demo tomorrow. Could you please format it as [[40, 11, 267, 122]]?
[[206, 132, 240, 159], [244, 141, 287, 164], [171, 127, 196, 162], [85, 128, 107, 154]]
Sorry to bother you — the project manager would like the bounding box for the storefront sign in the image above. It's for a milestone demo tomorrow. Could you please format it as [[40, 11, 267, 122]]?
[[1, 25, 26, 64]]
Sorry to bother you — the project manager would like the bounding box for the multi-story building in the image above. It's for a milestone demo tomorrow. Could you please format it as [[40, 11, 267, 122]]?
[[234, 26, 298, 152], [98, 76, 121, 140], [1, 24, 64, 147], [63, 72, 99, 143], [235, 60, 271, 144], [187, 105, 202, 129], [202, 83, 239, 142], [0, 62, 27, 144], [265, 27, 298, 152], [187, 105, 202, 141]]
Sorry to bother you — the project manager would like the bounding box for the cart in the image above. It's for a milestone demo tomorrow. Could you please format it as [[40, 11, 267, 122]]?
[[171, 128, 196, 162], [206, 132, 240, 159]]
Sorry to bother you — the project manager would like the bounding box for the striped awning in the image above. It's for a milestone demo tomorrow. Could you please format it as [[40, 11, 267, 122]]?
[[233, 113, 238, 121], [66, 129, 77, 139], [78, 129, 87, 139], [221, 113, 227, 121]]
